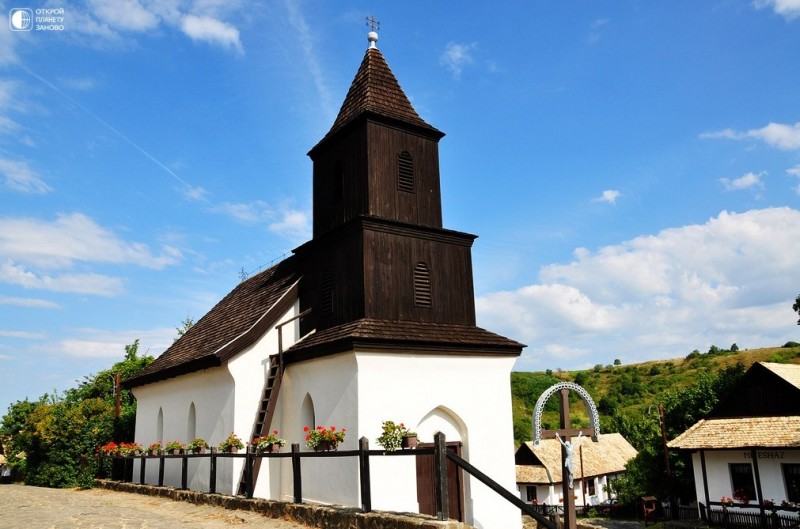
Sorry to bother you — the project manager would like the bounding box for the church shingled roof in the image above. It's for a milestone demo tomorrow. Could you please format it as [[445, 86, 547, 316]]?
[[284, 318, 524, 362], [317, 46, 442, 146], [124, 258, 300, 388]]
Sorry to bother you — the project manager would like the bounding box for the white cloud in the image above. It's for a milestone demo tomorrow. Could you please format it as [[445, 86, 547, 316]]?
[[213, 201, 310, 240], [56, 327, 174, 358], [87, 0, 159, 31], [180, 14, 243, 53], [592, 189, 620, 204], [702, 121, 800, 150], [477, 207, 800, 369], [0, 295, 59, 309], [0, 158, 52, 194], [0, 213, 181, 270], [441, 42, 477, 78], [0, 330, 46, 339], [720, 171, 766, 191], [0, 261, 126, 296], [755, 0, 800, 20]]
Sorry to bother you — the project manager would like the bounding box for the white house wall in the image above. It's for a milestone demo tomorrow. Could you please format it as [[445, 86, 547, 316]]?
[[131, 368, 234, 491], [692, 449, 800, 506]]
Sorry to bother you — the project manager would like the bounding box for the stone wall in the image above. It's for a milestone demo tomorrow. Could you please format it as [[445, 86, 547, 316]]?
[[95, 479, 473, 529]]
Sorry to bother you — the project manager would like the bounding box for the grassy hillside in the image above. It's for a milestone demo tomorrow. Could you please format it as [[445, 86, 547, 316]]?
[[510, 342, 800, 446]]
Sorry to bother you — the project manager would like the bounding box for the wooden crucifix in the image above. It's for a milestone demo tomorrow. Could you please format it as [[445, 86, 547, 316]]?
[[533, 383, 600, 529]]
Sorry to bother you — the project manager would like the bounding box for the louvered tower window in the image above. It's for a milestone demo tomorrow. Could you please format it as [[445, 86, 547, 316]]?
[[320, 273, 334, 320], [333, 161, 344, 200], [413, 262, 432, 307], [397, 151, 415, 193]]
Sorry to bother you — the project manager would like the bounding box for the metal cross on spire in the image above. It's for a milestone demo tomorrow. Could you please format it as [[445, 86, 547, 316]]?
[[365, 15, 380, 32]]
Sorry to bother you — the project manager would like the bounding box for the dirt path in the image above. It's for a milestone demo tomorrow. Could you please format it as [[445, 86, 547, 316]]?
[[0, 484, 311, 529]]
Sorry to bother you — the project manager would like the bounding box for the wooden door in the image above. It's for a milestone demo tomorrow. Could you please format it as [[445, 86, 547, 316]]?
[[416, 442, 464, 521]]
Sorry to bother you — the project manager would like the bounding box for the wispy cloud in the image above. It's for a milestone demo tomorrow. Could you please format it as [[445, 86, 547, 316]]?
[[55, 327, 174, 358], [592, 189, 620, 204], [478, 207, 800, 369], [213, 200, 310, 240], [720, 171, 766, 191], [0, 261, 126, 296], [0, 330, 47, 339], [441, 42, 477, 79], [702, 121, 800, 150], [754, 0, 800, 20], [587, 18, 610, 43], [0, 295, 59, 309], [0, 158, 52, 194]]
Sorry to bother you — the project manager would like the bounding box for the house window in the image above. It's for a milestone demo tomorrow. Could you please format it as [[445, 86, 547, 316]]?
[[397, 151, 414, 193], [188, 402, 197, 440], [588, 478, 596, 496], [156, 408, 163, 442], [729, 463, 756, 502], [413, 262, 431, 307], [784, 464, 800, 503], [526, 485, 536, 502]]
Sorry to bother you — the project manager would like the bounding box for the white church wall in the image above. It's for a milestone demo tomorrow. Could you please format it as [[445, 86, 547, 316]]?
[[132, 368, 234, 490], [355, 351, 521, 529], [226, 298, 301, 499], [278, 352, 360, 505]]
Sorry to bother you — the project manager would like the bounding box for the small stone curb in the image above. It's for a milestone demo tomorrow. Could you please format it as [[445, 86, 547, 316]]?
[[95, 479, 472, 529]]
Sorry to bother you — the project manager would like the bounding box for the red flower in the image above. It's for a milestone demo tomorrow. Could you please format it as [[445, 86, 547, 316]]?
[[304, 426, 310, 432]]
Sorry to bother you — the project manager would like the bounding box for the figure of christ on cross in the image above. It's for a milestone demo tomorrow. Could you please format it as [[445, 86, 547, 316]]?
[[539, 388, 596, 529]]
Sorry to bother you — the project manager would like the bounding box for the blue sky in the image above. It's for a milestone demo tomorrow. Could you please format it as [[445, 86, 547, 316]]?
[[2, 1, 800, 414]]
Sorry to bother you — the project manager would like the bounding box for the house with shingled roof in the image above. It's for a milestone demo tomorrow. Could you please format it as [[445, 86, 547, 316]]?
[[124, 29, 524, 529], [515, 432, 637, 507], [668, 362, 800, 510]]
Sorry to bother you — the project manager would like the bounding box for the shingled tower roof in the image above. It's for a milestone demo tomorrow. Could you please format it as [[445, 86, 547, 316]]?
[[315, 36, 442, 149]]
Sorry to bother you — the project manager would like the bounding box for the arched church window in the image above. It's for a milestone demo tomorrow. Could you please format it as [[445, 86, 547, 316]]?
[[397, 151, 414, 193], [156, 408, 163, 442], [188, 402, 196, 440], [414, 262, 432, 307]]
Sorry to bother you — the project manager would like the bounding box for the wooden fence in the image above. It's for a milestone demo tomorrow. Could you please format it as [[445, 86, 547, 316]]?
[[700, 502, 800, 529], [97, 432, 558, 529]]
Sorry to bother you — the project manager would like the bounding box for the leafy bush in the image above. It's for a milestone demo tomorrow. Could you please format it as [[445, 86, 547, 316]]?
[[783, 341, 800, 348]]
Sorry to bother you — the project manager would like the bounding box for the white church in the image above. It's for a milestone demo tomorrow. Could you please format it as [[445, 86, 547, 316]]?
[[125, 29, 524, 529]]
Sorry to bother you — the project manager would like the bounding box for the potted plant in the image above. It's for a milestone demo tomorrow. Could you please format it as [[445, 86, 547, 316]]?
[[254, 430, 286, 453], [304, 425, 346, 451], [164, 440, 185, 455], [98, 441, 118, 456], [188, 437, 208, 454], [376, 421, 417, 451], [218, 432, 245, 453], [119, 442, 143, 456], [147, 441, 162, 456]]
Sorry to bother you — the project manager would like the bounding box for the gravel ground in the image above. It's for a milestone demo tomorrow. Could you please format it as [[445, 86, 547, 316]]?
[[0, 484, 312, 529]]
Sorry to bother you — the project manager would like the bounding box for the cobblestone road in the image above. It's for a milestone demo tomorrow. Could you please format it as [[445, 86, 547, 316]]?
[[0, 484, 311, 529]]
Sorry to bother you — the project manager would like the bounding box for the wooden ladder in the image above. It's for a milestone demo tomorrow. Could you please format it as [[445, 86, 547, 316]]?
[[237, 353, 283, 495]]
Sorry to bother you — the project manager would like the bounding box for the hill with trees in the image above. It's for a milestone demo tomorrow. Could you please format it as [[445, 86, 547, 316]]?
[[511, 341, 800, 504]]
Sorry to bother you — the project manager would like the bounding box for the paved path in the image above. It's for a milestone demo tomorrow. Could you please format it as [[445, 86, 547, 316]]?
[[0, 484, 311, 529]]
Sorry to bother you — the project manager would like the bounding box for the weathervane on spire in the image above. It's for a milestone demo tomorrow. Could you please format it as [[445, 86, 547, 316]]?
[[365, 15, 380, 32], [366, 16, 380, 49]]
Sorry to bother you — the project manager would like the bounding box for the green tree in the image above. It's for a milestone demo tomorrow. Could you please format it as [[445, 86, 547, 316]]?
[[794, 294, 800, 325], [1, 340, 153, 488]]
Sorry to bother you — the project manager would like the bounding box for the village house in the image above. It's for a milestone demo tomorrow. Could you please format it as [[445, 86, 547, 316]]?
[[515, 432, 636, 507], [668, 362, 800, 512], [124, 29, 525, 529]]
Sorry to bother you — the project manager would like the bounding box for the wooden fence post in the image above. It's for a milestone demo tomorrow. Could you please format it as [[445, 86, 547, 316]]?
[[139, 456, 146, 484], [434, 431, 449, 521], [291, 443, 302, 503], [359, 437, 371, 512], [209, 448, 217, 494], [181, 454, 188, 490], [245, 448, 254, 498], [158, 455, 165, 486]]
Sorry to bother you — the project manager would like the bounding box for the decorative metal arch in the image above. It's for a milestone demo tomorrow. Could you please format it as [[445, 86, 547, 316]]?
[[532, 381, 601, 445]]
